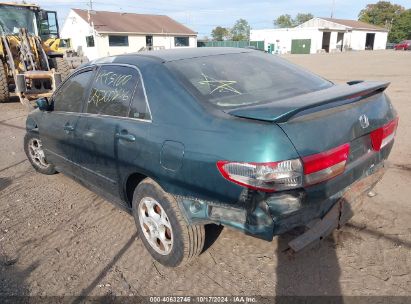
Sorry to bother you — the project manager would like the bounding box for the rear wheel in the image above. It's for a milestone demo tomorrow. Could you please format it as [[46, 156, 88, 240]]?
[[24, 132, 57, 175], [0, 63, 10, 103], [132, 178, 205, 267], [52, 57, 71, 81]]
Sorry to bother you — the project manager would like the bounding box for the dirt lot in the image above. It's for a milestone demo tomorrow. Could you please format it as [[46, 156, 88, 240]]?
[[0, 50, 410, 297]]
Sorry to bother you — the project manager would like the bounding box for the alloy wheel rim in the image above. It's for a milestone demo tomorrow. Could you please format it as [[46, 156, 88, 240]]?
[[28, 138, 49, 169], [138, 197, 173, 255]]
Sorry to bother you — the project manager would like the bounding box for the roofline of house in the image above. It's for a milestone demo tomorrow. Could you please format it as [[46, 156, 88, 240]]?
[[315, 17, 389, 32], [70, 9, 197, 36], [96, 31, 197, 36], [252, 27, 388, 33], [72, 8, 168, 18]]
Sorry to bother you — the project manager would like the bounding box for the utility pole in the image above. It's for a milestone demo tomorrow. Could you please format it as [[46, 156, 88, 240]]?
[[87, 0, 94, 30], [331, 0, 335, 18]]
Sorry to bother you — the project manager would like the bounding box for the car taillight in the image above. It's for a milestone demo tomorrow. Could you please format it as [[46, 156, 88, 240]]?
[[370, 117, 399, 151], [302, 143, 350, 186], [217, 119, 398, 192], [216, 159, 303, 192]]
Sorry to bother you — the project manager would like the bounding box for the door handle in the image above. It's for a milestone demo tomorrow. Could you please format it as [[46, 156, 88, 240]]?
[[115, 130, 136, 142], [64, 124, 75, 132]]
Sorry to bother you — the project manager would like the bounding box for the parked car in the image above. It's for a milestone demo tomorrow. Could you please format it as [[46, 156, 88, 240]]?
[[394, 40, 411, 50], [25, 48, 398, 267]]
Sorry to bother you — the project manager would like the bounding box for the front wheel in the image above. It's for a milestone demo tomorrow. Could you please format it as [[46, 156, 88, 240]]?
[[24, 132, 57, 175], [132, 178, 205, 267]]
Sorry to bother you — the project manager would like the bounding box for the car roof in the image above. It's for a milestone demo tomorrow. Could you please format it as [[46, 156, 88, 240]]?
[[117, 47, 253, 63]]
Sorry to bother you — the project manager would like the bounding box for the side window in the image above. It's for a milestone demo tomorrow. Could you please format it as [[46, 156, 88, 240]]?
[[53, 70, 93, 112], [87, 65, 138, 117], [129, 79, 150, 120]]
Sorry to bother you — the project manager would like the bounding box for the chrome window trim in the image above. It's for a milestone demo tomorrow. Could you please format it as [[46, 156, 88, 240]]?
[[51, 111, 151, 123], [52, 63, 152, 123]]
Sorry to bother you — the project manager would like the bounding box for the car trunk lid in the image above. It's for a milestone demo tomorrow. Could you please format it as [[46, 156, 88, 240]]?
[[225, 81, 398, 194], [224, 81, 396, 156]]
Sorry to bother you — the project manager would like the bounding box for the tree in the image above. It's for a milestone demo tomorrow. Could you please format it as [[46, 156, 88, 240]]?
[[390, 9, 411, 42], [274, 14, 293, 28], [230, 19, 250, 41], [294, 13, 314, 25], [273, 13, 314, 28], [359, 1, 404, 29], [211, 26, 230, 41], [358, 1, 407, 42]]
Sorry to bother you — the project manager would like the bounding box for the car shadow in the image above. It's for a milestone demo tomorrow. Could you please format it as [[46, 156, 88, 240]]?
[[0, 264, 33, 297], [274, 200, 351, 297], [202, 224, 224, 253], [275, 231, 342, 297], [72, 231, 138, 303], [0, 243, 37, 296]]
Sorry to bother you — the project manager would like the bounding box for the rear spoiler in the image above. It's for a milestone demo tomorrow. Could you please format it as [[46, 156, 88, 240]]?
[[224, 81, 390, 123]]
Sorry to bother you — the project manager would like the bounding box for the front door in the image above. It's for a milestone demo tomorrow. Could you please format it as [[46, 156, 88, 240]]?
[[39, 69, 95, 173], [73, 64, 142, 198]]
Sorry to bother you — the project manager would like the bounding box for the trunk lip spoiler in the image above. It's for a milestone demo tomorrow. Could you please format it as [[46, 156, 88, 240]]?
[[223, 81, 390, 123]]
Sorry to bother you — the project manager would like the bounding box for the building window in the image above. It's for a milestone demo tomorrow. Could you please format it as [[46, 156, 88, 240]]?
[[174, 36, 189, 47], [86, 35, 95, 47], [109, 35, 129, 47]]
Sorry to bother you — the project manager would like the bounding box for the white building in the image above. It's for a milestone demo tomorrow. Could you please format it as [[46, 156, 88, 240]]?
[[61, 9, 197, 60], [250, 17, 388, 54]]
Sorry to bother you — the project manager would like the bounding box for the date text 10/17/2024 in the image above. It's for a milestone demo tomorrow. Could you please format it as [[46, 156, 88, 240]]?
[[149, 297, 257, 303]]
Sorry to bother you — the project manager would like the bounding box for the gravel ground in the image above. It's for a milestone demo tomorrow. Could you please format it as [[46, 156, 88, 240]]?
[[0, 50, 410, 297]]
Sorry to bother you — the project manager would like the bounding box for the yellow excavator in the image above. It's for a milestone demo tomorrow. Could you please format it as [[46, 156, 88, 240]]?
[[0, 2, 87, 105]]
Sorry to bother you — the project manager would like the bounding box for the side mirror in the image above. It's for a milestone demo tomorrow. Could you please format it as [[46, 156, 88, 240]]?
[[36, 97, 51, 111]]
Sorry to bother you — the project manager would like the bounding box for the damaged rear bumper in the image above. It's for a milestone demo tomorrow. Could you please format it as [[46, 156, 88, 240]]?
[[288, 164, 385, 252], [177, 162, 386, 249]]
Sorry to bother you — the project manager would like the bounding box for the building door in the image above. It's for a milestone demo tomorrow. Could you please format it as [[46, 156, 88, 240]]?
[[365, 33, 375, 50], [322, 32, 331, 52], [146, 35, 153, 49], [337, 32, 344, 51], [291, 39, 311, 54]]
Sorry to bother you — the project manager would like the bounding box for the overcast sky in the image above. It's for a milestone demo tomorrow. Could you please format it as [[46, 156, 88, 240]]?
[[36, 0, 411, 38]]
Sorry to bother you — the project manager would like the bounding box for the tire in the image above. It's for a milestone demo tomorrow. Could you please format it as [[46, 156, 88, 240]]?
[[0, 63, 10, 103], [24, 132, 57, 175], [132, 178, 205, 267], [52, 57, 71, 81]]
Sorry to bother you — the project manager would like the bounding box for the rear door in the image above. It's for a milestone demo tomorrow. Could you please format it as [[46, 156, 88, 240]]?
[[73, 64, 141, 198], [39, 68, 95, 172], [116, 70, 152, 202]]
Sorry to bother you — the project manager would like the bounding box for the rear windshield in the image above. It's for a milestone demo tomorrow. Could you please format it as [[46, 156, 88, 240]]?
[[167, 52, 332, 108]]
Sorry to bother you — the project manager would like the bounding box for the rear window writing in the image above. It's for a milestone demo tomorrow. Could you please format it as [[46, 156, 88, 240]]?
[[87, 65, 138, 117]]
